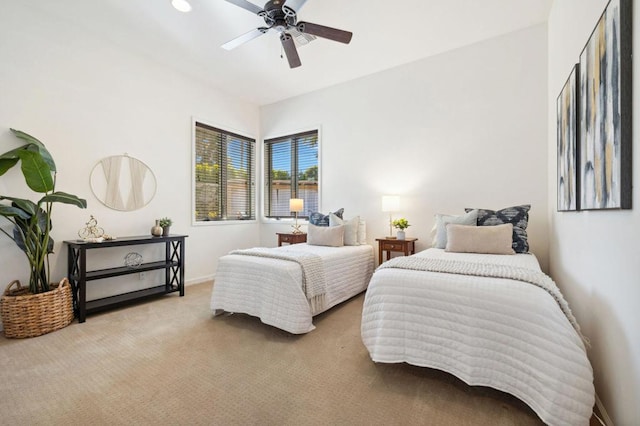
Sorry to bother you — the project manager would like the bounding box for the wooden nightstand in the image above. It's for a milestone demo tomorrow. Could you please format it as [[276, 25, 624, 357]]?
[[277, 232, 307, 246], [375, 237, 418, 265]]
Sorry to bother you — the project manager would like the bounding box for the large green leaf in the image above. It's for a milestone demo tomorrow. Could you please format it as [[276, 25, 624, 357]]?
[[16, 149, 54, 193], [12, 210, 53, 256], [0, 157, 19, 176], [10, 129, 56, 172], [13, 222, 28, 254], [34, 207, 49, 235], [40, 192, 87, 209], [0, 196, 37, 216], [0, 204, 31, 220]]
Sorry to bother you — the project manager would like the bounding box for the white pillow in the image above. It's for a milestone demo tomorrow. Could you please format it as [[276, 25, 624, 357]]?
[[307, 224, 344, 247], [445, 223, 515, 255], [357, 219, 367, 245], [329, 213, 360, 246], [432, 209, 478, 249]]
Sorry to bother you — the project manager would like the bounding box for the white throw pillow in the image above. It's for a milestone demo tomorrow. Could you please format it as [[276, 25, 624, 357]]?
[[357, 219, 367, 245], [445, 223, 515, 255], [307, 224, 345, 247], [329, 213, 360, 246], [432, 209, 478, 249]]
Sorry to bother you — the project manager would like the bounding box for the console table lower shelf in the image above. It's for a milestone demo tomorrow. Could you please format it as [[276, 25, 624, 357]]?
[[65, 234, 187, 322]]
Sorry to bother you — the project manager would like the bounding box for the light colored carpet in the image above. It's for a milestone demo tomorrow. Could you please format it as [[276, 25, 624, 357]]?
[[0, 281, 548, 425]]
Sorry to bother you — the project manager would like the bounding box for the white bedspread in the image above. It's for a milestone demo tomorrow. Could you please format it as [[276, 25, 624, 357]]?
[[211, 244, 374, 334], [361, 248, 594, 426]]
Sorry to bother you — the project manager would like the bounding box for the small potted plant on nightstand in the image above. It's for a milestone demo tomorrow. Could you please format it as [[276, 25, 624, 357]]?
[[392, 218, 410, 240], [159, 217, 172, 236]]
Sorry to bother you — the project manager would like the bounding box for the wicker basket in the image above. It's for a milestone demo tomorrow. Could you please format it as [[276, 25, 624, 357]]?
[[1, 278, 74, 338]]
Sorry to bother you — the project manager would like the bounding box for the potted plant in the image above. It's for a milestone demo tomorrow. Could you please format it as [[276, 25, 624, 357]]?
[[0, 129, 87, 338], [392, 218, 410, 240], [159, 217, 172, 236]]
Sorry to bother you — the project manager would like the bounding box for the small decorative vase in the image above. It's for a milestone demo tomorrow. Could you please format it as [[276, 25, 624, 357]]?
[[151, 220, 162, 237], [162, 226, 170, 237], [396, 230, 406, 240]]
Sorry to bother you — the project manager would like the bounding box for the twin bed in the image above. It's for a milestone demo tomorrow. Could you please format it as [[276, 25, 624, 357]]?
[[211, 243, 374, 334], [209, 209, 594, 425], [361, 248, 594, 426]]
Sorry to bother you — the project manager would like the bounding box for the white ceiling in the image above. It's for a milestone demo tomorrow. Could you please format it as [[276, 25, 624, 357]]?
[[31, 0, 553, 106]]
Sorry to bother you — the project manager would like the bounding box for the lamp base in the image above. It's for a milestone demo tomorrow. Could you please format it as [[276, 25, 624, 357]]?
[[291, 212, 303, 234]]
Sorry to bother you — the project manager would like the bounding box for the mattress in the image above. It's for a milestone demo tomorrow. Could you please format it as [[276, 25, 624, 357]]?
[[211, 243, 374, 334], [361, 248, 594, 426]]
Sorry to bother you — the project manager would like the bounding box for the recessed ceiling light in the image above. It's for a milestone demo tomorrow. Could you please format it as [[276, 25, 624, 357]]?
[[172, 0, 192, 13]]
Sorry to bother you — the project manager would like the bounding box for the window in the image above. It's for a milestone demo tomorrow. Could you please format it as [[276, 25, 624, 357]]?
[[264, 130, 319, 219], [194, 121, 255, 222]]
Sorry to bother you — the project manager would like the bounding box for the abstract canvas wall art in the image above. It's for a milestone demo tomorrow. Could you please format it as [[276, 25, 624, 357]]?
[[557, 64, 579, 211], [579, 0, 632, 210]]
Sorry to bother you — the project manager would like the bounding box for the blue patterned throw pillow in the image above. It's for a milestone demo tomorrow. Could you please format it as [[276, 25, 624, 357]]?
[[465, 205, 531, 253], [309, 208, 344, 227]]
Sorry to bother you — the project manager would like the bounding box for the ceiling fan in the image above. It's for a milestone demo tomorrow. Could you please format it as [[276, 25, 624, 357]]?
[[222, 0, 353, 68]]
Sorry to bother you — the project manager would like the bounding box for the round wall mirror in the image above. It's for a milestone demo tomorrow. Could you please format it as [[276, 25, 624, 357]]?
[[90, 155, 157, 211]]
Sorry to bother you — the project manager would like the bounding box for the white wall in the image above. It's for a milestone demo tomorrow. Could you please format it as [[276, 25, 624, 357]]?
[[548, 1, 640, 423], [0, 3, 260, 299], [260, 25, 550, 270]]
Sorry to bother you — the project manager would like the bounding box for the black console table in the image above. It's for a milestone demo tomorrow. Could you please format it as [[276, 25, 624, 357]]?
[[65, 234, 187, 322]]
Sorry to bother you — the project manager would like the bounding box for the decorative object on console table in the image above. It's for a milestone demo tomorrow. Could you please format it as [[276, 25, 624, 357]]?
[[124, 252, 143, 268], [579, 0, 632, 210], [557, 63, 580, 212], [0, 129, 87, 338], [381, 195, 400, 237], [392, 218, 410, 240], [375, 237, 417, 265], [289, 198, 304, 234], [65, 234, 187, 323], [78, 215, 105, 239], [77, 215, 114, 242], [277, 232, 307, 246], [159, 217, 172, 236], [151, 220, 162, 237]]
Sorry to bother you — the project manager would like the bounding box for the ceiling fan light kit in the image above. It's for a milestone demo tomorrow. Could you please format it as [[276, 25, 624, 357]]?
[[223, 0, 353, 68]]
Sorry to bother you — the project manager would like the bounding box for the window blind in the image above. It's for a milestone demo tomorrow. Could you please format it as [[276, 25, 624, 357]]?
[[264, 130, 318, 219], [195, 122, 255, 221]]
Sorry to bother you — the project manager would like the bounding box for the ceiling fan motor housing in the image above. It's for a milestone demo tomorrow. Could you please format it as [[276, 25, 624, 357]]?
[[263, 0, 297, 30]]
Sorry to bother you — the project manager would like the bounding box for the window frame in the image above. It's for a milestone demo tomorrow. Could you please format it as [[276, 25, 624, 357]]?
[[261, 126, 322, 223], [191, 117, 257, 226]]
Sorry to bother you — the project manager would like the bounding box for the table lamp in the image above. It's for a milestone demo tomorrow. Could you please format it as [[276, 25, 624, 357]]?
[[381, 195, 400, 237], [290, 198, 304, 234]]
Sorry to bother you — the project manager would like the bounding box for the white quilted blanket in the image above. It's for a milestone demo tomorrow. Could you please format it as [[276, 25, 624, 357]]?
[[212, 244, 374, 334], [361, 249, 594, 426], [229, 247, 327, 312]]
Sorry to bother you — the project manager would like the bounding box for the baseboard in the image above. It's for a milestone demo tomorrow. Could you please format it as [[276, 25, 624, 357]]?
[[186, 275, 214, 286], [595, 393, 614, 426]]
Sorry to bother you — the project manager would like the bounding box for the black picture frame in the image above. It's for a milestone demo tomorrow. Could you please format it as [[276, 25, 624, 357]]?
[[579, 0, 633, 210], [557, 64, 580, 212]]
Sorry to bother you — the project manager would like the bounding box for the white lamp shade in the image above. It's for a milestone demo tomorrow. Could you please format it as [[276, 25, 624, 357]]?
[[289, 198, 304, 212], [381, 195, 400, 212]]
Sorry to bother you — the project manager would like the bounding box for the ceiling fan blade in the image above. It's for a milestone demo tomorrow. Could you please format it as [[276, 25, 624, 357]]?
[[280, 33, 302, 68], [282, 0, 310, 17], [297, 21, 353, 44], [222, 27, 269, 50], [224, 0, 264, 15]]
